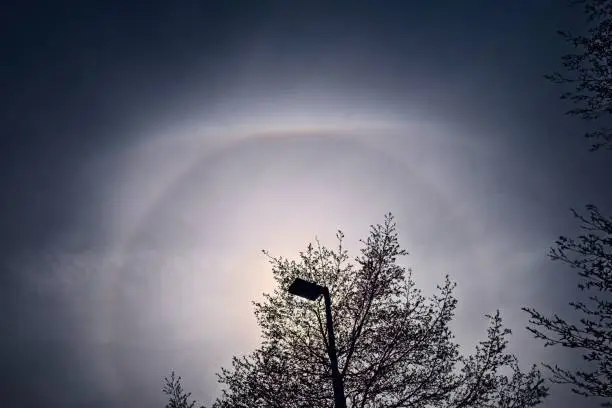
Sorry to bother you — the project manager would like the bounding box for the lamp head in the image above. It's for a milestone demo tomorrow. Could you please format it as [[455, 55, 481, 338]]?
[[288, 277, 323, 301]]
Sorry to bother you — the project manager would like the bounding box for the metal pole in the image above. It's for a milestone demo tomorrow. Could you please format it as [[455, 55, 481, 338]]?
[[322, 287, 347, 408]]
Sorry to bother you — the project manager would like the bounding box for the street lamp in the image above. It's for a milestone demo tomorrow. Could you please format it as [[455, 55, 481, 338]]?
[[288, 277, 347, 408]]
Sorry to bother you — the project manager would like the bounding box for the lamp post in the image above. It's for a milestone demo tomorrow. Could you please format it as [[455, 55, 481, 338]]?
[[288, 277, 347, 408]]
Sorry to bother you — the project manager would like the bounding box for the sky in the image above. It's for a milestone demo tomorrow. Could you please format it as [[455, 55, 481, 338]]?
[[1, 1, 611, 407]]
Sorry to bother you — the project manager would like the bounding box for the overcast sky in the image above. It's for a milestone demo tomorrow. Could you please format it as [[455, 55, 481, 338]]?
[[1, 1, 611, 407]]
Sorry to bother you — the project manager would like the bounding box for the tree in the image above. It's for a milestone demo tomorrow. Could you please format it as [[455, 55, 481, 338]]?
[[523, 0, 612, 405], [545, 0, 612, 151], [523, 205, 612, 404], [163, 371, 204, 408], [212, 214, 547, 408]]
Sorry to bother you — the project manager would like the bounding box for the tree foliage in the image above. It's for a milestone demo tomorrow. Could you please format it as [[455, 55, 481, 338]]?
[[523, 205, 612, 404], [163, 371, 204, 408], [546, 0, 612, 150], [522, 1, 612, 405], [212, 214, 547, 408]]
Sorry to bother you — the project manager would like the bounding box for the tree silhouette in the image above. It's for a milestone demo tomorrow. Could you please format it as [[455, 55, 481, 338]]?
[[524, 206, 612, 403], [523, 0, 612, 405], [545, 0, 612, 151], [163, 371, 204, 408], [212, 214, 547, 408]]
